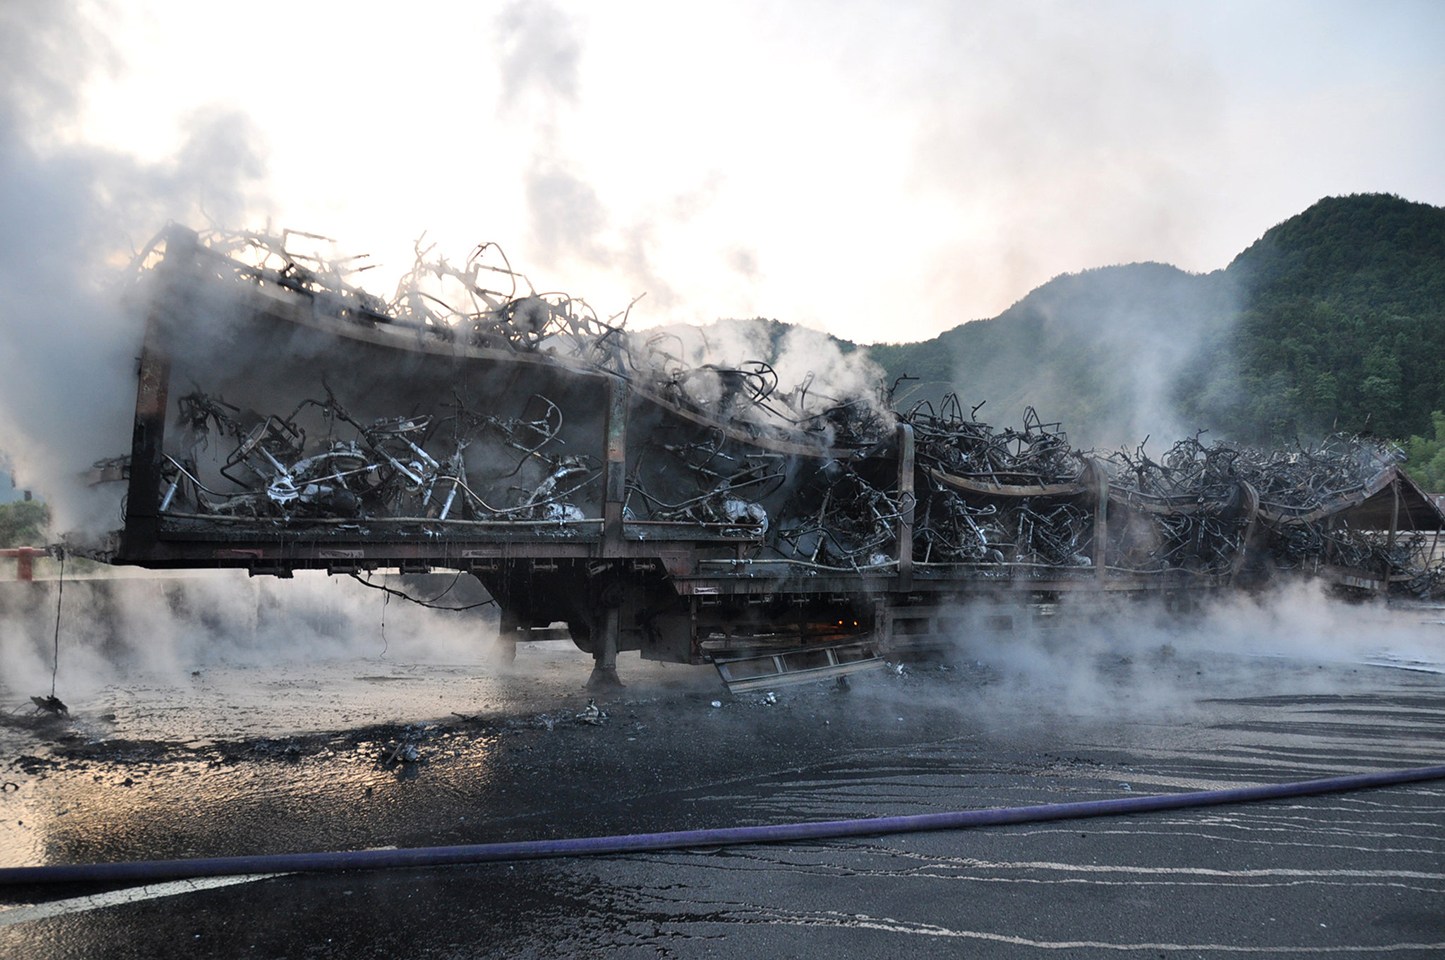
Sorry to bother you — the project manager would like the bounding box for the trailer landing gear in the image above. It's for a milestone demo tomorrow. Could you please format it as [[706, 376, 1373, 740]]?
[[586, 605, 625, 689]]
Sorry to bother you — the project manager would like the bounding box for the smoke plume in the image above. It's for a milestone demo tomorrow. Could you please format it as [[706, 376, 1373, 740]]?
[[921, 581, 1441, 733], [0, 573, 483, 688], [0, 1, 269, 532]]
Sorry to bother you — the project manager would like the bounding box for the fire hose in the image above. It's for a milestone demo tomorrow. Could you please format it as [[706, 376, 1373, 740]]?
[[3, 763, 1444, 886]]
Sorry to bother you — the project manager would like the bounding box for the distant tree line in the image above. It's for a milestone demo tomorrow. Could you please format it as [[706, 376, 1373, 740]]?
[[0, 499, 47, 548], [1197, 194, 1445, 444], [858, 194, 1445, 486]]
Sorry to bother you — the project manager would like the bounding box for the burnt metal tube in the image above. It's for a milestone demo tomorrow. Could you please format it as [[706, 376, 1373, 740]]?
[[4, 763, 1444, 886]]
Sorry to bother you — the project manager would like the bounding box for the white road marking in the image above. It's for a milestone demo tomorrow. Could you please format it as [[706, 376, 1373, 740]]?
[[0, 873, 286, 928]]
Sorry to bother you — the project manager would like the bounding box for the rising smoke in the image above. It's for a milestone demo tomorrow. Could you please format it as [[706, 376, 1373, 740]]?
[[897, 581, 1441, 734], [640, 316, 892, 436], [496, 0, 762, 314], [0, 1, 268, 532], [0, 6, 446, 712], [944, 261, 1245, 451], [0, 572, 493, 692]]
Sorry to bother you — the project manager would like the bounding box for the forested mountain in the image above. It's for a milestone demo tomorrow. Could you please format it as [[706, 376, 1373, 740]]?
[[1211, 194, 1445, 442], [863, 194, 1445, 454], [870, 261, 1236, 448]]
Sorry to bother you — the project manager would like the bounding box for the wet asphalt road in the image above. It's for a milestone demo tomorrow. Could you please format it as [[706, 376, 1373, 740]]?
[[3, 614, 1445, 958]]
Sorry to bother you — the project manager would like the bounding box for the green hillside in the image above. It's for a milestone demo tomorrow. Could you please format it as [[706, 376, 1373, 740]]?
[[1209, 194, 1445, 442], [875, 262, 1236, 447], [865, 194, 1445, 453]]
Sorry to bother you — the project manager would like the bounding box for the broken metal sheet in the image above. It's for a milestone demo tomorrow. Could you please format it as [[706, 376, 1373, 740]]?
[[712, 640, 883, 693]]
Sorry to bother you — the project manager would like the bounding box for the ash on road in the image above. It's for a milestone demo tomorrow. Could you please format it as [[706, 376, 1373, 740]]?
[[3, 607, 1445, 959]]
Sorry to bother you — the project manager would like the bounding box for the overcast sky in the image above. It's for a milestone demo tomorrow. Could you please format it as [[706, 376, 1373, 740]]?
[[18, 0, 1445, 345]]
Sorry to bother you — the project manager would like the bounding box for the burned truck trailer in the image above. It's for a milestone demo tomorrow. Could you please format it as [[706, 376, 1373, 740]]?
[[108, 227, 1445, 687]]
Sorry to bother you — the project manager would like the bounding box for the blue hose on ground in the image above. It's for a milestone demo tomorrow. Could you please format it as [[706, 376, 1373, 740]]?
[[4, 763, 1443, 886]]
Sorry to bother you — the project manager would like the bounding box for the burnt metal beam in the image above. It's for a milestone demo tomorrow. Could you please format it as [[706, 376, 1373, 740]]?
[[602, 376, 628, 558], [895, 423, 915, 590], [1383, 478, 1400, 595], [121, 226, 197, 560], [1088, 458, 1109, 582]]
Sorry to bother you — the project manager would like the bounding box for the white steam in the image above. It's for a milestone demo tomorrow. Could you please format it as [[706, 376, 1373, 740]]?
[[0, 571, 499, 706], [930, 581, 1444, 729], [0, 1, 268, 532], [943, 263, 1243, 450], [639, 318, 892, 437], [496, 0, 733, 314]]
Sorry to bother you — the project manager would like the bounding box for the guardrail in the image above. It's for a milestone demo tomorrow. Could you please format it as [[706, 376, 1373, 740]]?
[[0, 547, 46, 582]]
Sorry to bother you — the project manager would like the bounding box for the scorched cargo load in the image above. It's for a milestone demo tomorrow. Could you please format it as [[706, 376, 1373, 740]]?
[[96, 226, 1445, 688]]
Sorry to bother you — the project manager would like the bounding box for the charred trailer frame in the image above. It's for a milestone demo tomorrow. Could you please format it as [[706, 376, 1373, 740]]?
[[108, 227, 1445, 688]]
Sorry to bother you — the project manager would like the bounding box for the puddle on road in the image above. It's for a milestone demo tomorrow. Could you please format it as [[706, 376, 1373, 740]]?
[[1, 640, 712, 746], [0, 615, 722, 872]]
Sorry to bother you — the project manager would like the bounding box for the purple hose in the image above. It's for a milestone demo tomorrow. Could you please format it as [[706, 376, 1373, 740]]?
[[4, 763, 1444, 886]]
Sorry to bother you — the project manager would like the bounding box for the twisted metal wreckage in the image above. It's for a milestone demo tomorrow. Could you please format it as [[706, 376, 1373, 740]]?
[[101, 225, 1445, 688]]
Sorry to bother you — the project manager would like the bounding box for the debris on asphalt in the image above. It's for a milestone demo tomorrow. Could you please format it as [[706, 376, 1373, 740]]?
[[30, 696, 68, 718], [575, 699, 607, 725], [378, 723, 435, 768]]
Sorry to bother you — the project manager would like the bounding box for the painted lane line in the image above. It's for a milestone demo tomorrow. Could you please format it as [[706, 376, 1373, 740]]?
[[0, 873, 286, 928]]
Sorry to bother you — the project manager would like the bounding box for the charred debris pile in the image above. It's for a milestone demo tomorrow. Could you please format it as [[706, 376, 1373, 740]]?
[[122, 227, 1443, 596]]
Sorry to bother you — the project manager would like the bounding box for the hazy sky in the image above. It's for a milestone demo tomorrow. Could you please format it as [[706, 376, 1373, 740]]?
[[15, 0, 1445, 345]]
